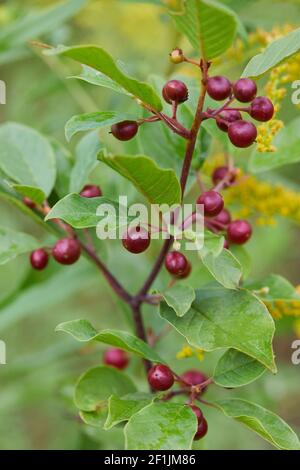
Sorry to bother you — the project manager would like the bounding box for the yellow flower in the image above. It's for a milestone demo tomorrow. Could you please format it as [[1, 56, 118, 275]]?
[[176, 344, 205, 362]]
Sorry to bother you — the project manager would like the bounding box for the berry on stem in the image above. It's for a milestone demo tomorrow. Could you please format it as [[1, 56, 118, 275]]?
[[162, 80, 188, 104], [194, 418, 208, 440], [169, 48, 184, 64], [207, 76, 231, 101], [212, 166, 236, 187], [227, 220, 252, 245], [165, 251, 188, 277], [197, 190, 224, 217], [233, 78, 257, 103], [23, 197, 36, 209], [250, 96, 274, 122], [176, 261, 191, 279], [213, 208, 231, 226], [122, 226, 150, 254], [111, 121, 139, 141], [103, 348, 129, 370], [148, 364, 174, 391], [180, 369, 208, 392], [228, 120, 257, 148], [30, 249, 49, 270], [80, 184, 102, 198], [52, 238, 81, 265], [216, 109, 242, 132], [188, 405, 203, 424]]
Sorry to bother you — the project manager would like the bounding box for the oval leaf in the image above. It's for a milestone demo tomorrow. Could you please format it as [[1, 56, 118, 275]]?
[[214, 349, 266, 388], [104, 393, 153, 430], [162, 284, 195, 317]]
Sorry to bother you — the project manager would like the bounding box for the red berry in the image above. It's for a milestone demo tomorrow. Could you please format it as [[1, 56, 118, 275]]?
[[223, 239, 230, 249], [194, 418, 208, 440], [188, 405, 203, 424], [122, 226, 150, 254], [80, 185, 102, 198], [213, 208, 231, 226], [52, 238, 81, 265], [212, 166, 236, 186], [165, 251, 188, 276], [111, 121, 138, 141], [103, 348, 129, 370], [228, 120, 257, 148], [233, 78, 257, 103], [250, 96, 274, 122], [162, 80, 188, 104], [23, 197, 36, 209], [148, 364, 174, 391], [30, 249, 49, 270], [227, 220, 252, 245], [216, 109, 242, 132], [197, 190, 224, 217], [176, 261, 191, 279], [181, 369, 208, 391], [207, 76, 231, 101]]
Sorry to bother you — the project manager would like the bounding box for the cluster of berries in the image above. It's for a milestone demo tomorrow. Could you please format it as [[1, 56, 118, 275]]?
[[103, 347, 208, 440]]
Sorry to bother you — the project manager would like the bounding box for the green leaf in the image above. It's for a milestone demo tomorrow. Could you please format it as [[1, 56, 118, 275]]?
[[248, 117, 300, 173], [104, 393, 153, 430], [214, 349, 266, 388], [99, 154, 181, 206], [51, 139, 73, 198], [69, 130, 103, 194], [242, 27, 300, 78], [199, 246, 242, 289], [124, 402, 197, 450], [229, 245, 252, 280], [0, 226, 41, 265], [169, 0, 238, 59], [46, 45, 162, 111], [162, 285, 195, 317], [246, 274, 300, 302], [45, 193, 131, 231], [160, 286, 276, 372], [74, 365, 136, 412], [215, 398, 300, 450], [79, 409, 107, 428], [0, 122, 56, 198], [11, 185, 45, 205], [65, 111, 135, 142], [56, 319, 164, 363], [70, 65, 131, 96]]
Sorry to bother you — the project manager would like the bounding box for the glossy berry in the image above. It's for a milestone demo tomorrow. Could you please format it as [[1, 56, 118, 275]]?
[[212, 166, 236, 187], [111, 120, 138, 141], [250, 96, 274, 122], [188, 405, 203, 424], [216, 109, 242, 132], [197, 190, 224, 217], [181, 369, 208, 392], [80, 184, 102, 198], [162, 80, 188, 104], [30, 249, 49, 270], [52, 238, 81, 265], [194, 418, 208, 440], [23, 197, 36, 209], [227, 220, 252, 245], [207, 76, 231, 101], [122, 226, 150, 254], [148, 364, 174, 391], [228, 120, 257, 148], [165, 251, 188, 277], [169, 48, 184, 64], [213, 208, 231, 227], [233, 78, 257, 103], [176, 261, 191, 279], [103, 348, 129, 370]]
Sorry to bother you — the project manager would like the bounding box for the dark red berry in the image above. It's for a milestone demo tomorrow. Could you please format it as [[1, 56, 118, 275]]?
[[207, 76, 231, 101], [122, 226, 150, 254], [197, 190, 224, 217], [188, 405, 203, 424], [80, 184, 102, 198], [148, 364, 174, 391], [162, 80, 188, 104], [213, 208, 231, 226], [194, 418, 208, 440], [176, 261, 191, 279], [52, 238, 81, 265], [165, 251, 188, 276], [227, 220, 252, 245], [180, 369, 208, 391], [216, 109, 242, 132], [250, 96, 274, 122], [233, 78, 257, 103], [228, 120, 257, 148], [23, 197, 36, 209], [30, 249, 49, 270], [223, 239, 230, 249], [212, 166, 236, 186], [103, 348, 129, 370], [111, 121, 138, 141]]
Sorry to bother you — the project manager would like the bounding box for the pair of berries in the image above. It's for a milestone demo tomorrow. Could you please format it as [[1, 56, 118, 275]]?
[[30, 237, 81, 270], [207, 76, 274, 148]]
